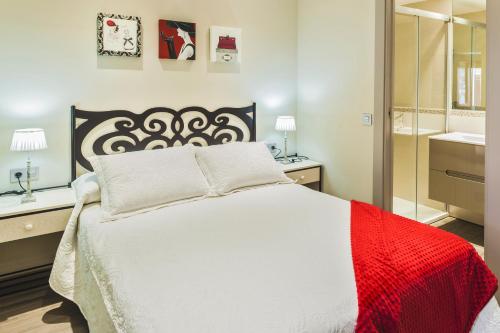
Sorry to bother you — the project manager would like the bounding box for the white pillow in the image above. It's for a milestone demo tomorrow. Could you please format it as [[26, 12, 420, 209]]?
[[89, 145, 209, 219], [195, 142, 291, 195], [72, 172, 101, 204]]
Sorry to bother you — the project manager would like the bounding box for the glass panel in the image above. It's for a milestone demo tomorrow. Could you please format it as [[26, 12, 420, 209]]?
[[393, 13, 418, 221], [416, 16, 448, 223]]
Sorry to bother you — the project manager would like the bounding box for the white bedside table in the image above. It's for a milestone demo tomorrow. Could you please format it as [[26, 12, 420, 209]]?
[[281, 160, 322, 192], [0, 187, 75, 243]]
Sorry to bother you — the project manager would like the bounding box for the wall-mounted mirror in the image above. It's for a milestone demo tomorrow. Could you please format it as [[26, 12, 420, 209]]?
[[453, 0, 486, 111]]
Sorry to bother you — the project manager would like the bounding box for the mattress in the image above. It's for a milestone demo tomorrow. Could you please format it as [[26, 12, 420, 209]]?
[[51, 183, 500, 332]]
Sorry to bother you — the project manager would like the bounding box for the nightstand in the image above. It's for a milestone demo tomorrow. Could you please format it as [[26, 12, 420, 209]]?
[[0, 187, 75, 243], [0, 187, 75, 295], [281, 160, 322, 192]]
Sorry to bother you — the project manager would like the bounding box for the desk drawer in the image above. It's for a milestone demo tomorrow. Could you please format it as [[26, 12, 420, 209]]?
[[0, 208, 72, 243], [429, 170, 484, 213], [286, 167, 320, 185], [429, 139, 485, 177]]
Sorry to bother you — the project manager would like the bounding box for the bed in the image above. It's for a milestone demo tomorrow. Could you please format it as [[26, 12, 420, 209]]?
[[50, 104, 500, 333]]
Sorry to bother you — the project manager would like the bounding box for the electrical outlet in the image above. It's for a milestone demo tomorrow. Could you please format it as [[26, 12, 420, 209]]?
[[10, 167, 39, 183]]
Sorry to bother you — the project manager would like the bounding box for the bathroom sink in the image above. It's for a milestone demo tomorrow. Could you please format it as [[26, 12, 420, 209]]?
[[393, 127, 442, 136], [429, 132, 485, 146], [461, 135, 485, 145]]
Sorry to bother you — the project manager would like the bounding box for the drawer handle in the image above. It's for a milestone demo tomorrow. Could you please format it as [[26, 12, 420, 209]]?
[[24, 224, 33, 231], [445, 170, 485, 183], [295, 175, 306, 182]]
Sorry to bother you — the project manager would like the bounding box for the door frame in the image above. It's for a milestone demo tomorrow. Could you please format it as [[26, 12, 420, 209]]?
[[373, 0, 394, 210]]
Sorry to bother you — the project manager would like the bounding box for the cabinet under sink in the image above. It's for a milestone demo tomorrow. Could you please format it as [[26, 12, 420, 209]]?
[[428, 132, 485, 225]]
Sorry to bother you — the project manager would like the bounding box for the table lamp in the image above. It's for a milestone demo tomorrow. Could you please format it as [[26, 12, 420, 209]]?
[[275, 116, 296, 164], [10, 128, 47, 203]]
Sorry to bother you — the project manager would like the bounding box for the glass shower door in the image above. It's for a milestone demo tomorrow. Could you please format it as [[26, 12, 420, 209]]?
[[416, 16, 448, 223], [393, 13, 418, 220], [393, 11, 448, 223]]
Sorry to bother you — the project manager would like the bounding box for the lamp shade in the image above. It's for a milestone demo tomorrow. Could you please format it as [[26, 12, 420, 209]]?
[[10, 128, 48, 152], [275, 116, 296, 132]]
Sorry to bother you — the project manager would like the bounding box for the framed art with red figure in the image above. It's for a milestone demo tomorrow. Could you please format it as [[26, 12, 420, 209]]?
[[159, 20, 196, 60]]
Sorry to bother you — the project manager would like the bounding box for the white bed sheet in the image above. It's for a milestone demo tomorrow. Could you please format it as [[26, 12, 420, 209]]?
[[51, 183, 500, 333]]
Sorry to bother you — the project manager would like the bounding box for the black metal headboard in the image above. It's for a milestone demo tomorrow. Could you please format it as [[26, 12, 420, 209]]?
[[71, 104, 256, 180]]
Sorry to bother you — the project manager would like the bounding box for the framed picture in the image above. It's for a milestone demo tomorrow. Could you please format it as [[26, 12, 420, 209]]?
[[210, 26, 242, 64], [97, 13, 142, 57], [159, 20, 196, 60]]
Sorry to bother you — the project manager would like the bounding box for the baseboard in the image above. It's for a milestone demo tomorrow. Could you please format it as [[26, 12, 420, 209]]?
[[449, 205, 484, 226]]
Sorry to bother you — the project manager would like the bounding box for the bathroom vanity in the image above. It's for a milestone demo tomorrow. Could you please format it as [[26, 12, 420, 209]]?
[[429, 132, 485, 225]]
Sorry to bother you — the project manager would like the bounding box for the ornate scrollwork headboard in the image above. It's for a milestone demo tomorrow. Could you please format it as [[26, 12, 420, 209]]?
[[71, 104, 256, 179]]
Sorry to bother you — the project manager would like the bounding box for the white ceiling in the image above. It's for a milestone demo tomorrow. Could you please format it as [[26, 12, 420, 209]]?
[[395, 0, 425, 5], [395, 0, 486, 15], [453, 0, 486, 14]]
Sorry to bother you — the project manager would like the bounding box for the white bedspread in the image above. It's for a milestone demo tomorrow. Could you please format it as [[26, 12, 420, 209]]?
[[50, 183, 500, 333]]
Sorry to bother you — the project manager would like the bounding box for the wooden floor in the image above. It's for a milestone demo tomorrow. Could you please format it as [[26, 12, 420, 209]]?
[[433, 217, 485, 258], [0, 286, 88, 333], [0, 219, 485, 333]]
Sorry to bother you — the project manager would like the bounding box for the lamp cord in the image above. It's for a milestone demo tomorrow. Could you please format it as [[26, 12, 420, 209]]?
[[0, 190, 24, 197], [275, 154, 310, 163], [17, 176, 26, 192], [0, 173, 26, 197], [0, 184, 69, 197]]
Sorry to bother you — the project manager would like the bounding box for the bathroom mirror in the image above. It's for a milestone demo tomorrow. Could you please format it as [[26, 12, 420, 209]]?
[[452, 0, 486, 111]]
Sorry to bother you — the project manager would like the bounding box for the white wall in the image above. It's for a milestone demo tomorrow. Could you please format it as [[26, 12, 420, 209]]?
[[0, 0, 297, 191], [485, 0, 500, 299], [448, 113, 485, 134], [296, 0, 375, 202]]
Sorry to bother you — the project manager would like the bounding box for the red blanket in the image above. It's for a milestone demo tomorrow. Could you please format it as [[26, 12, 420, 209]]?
[[351, 200, 497, 333]]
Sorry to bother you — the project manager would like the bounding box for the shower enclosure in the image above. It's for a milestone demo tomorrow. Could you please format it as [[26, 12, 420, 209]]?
[[392, 7, 449, 223], [392, 3, 486, 224]]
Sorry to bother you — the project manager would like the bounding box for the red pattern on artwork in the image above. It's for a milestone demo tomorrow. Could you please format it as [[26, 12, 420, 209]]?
[[351, 200, 497, 333], [218, 36, 236, 50]]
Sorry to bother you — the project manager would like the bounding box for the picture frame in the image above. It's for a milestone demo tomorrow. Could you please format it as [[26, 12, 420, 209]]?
[[159, 20, 196, 60], [210, 26, 242, 64], [97, 13, 142, 57]]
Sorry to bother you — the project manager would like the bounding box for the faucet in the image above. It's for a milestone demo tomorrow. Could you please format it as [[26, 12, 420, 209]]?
[[394, 112, 405, 130]]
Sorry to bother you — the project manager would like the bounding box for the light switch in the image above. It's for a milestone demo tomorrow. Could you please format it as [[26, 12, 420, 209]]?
[[362, 113, 373, 126]]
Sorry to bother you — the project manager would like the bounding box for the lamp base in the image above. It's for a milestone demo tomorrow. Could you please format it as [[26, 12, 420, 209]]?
[[279, 159, 292, 165], [21, 194, 36, 204]]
